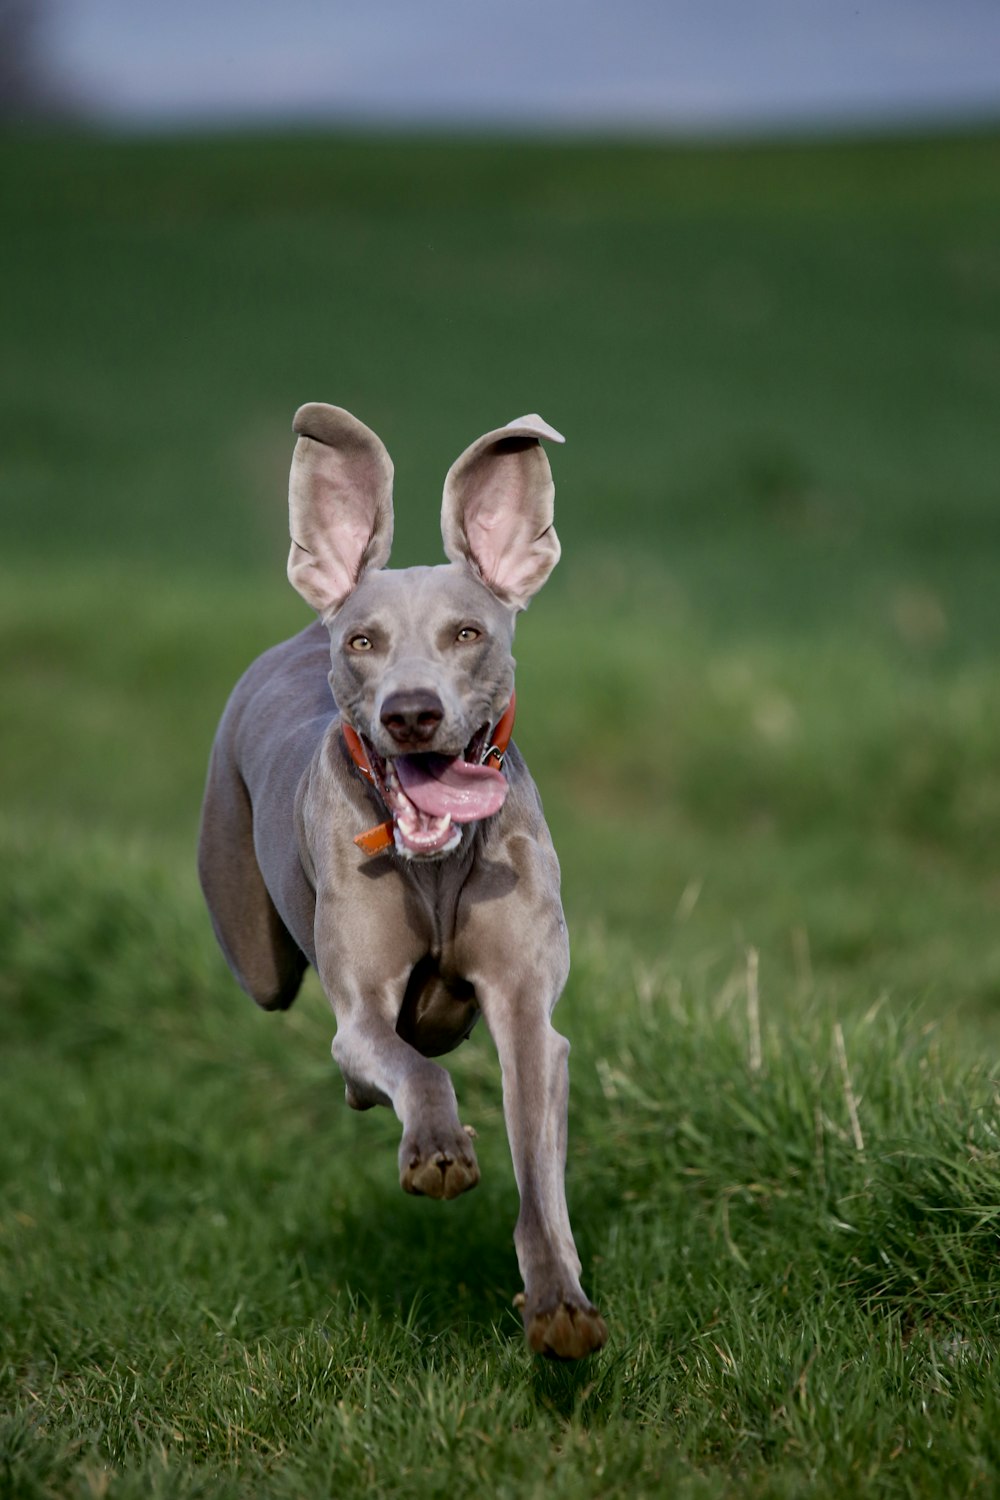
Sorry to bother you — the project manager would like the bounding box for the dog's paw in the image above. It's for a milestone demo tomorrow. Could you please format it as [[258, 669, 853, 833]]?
[[399, 1126, 480, 1200], [518, 1293, 608, 1360]]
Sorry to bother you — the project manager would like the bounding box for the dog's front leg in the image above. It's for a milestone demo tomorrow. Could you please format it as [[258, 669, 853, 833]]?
[[316, 938, 480, 1201], [477, 980, 607, 1359]]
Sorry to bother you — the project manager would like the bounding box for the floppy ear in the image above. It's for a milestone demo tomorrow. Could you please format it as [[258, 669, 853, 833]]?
[[441, 414, 564, 610], [287, 403, 394, 617]]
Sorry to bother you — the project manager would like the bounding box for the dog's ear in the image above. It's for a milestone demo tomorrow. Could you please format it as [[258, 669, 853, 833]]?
[[287, 403, 394, 617], [441, 414, 564, 610]]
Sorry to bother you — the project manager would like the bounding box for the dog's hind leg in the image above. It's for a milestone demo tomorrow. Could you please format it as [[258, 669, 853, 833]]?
[[198, 742, 307, 1010]]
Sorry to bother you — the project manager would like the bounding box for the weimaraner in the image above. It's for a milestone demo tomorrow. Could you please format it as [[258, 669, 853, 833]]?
[[198, 403, 607, 1359]]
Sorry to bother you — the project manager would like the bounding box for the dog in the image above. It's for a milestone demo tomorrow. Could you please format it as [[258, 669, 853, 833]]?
[[198, 403, 607, 1359]]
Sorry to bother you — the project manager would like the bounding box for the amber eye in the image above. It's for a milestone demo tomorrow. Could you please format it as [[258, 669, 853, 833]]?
[[456, 627, 481, 644], [348, 634, 373, 652]]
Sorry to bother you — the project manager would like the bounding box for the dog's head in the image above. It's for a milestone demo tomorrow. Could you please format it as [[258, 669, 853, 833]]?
[[286, 403, 563, 859]]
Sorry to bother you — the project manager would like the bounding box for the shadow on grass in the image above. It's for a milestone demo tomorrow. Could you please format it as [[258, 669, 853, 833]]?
[[285, 1161, 616, 1389], [527, 1354, 619, 1421], [290, 1171, 525, 1335]]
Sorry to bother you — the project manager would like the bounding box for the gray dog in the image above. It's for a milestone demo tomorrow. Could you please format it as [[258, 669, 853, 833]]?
[[198, 403, 607, 1359]]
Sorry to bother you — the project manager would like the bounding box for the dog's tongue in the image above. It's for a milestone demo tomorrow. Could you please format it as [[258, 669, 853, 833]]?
[[394, 754, 508, 822]]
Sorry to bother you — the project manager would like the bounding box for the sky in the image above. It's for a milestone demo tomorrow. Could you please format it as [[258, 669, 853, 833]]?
[[39, 0, 1000, 134]]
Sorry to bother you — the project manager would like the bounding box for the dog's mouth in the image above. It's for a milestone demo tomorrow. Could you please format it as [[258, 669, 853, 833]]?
[[362, 726, 508, 858]]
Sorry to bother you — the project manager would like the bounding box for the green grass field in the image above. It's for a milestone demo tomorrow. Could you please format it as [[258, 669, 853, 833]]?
[[2, 127, 999, 1496]]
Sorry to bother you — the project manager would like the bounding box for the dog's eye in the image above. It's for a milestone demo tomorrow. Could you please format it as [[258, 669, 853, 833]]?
[[456, 627, 481, 644], [348, 635, 373, 652]]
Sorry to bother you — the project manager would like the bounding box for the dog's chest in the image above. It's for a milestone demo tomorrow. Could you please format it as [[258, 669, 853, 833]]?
[[397, 851, 471, 953], [392, 858, 482, 1057]]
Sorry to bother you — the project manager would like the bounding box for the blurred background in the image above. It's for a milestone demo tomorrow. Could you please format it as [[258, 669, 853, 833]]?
[[3, 0, 1000, 1037], [8, 0, 1000, 133], [5, 11, 1000, 1484]]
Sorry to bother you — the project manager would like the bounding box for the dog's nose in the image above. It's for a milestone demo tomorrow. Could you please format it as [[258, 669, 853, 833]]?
[[380, 690, 445, 747]]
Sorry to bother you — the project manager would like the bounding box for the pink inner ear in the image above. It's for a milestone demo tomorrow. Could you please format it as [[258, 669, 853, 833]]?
[[322, 512, 383, 612], [442, 424, 561, 608], [290, 517, 369, 609], [325, 513, 376, 588], [288, 424, 393, 615], [464, 506, 542, 599], [459, 440, 555, 601], [289, 468, 377, 612]]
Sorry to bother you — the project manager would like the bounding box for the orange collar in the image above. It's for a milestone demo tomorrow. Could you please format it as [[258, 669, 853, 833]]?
[[342, 692, 516, 856]]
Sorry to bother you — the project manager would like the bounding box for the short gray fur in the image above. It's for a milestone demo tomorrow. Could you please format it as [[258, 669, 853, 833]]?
[[198, 403, 606, 1359]]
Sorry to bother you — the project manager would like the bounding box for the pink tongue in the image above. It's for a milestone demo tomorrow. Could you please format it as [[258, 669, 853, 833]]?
[[395, 754, 508, 822]]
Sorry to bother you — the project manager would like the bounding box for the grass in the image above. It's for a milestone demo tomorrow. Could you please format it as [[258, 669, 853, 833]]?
[[2, 126, 999, 1494], [3, 836, 999, 1496]]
